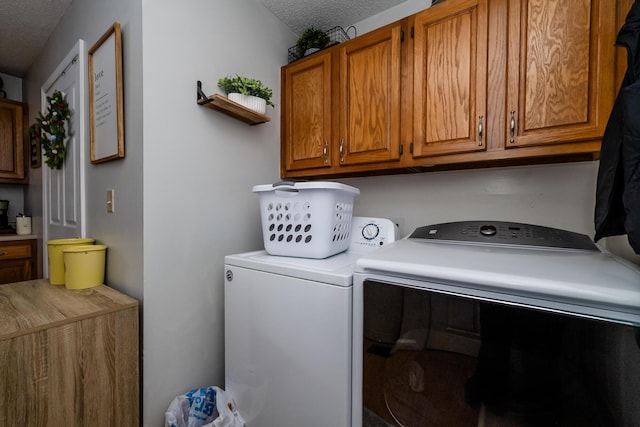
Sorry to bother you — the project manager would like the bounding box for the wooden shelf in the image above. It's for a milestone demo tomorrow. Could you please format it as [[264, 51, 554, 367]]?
[[198, 93, 271, 125], [196, 81, 270, 125], [198, 93, 270, 125]]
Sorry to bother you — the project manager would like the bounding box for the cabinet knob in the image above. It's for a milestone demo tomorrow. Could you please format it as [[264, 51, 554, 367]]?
[[478, 115, 484, 147], [0, 251, 6, 257], [323, 142, 328, 165], [339, 139, 345, 163]]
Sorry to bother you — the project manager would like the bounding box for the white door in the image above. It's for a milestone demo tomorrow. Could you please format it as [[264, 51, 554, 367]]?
[[41, 40, 87, 275]]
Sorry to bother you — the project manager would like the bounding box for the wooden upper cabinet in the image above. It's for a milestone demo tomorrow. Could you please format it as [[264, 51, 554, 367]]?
[[412, 0, 488, 158], [338, 22, 403, 166], [505, 0, 616, 148], [280, 0, 625, 178], [0, 99, 28, 183], [282, 51, 333, 172], [281, 20, 404, 177]]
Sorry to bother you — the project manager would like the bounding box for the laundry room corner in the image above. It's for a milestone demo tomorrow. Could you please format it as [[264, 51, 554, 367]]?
[[140, 0, 295, 425]]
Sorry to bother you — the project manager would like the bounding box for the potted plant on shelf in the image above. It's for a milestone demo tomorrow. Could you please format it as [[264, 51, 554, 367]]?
[[217, 75, 274, 114], [296, 27, 330, 58]]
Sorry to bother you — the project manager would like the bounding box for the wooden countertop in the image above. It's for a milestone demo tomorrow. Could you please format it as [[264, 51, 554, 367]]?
[[0, 279, 138, 341]]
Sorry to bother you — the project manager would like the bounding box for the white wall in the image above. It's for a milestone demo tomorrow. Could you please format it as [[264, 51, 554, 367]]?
[[346, 162, 596, 237], [141, 0, 295, 425], [353, 0, 431, 35], [25, 0, 144, 299], [343, 162, 639, 264]]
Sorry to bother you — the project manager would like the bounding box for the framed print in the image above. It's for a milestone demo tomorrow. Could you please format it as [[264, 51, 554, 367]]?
[[89, 22, 124, 163], [30, 124, 41, 168]]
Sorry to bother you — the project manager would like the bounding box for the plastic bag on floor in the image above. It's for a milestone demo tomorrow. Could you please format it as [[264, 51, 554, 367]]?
[[165, 386, 245, 427]]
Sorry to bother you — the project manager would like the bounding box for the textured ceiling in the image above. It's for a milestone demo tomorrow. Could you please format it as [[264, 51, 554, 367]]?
[[0, 0, 408, 78], [259, 0, 408, 35], [0, 0, 72, 77]]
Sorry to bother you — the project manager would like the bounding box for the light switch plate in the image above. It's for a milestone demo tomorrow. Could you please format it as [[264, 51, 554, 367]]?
[[107, 189, 115, 213]]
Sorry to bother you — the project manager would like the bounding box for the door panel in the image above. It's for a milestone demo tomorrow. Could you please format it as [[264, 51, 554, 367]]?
[[42, 41, 87, 275], [339, 23, 402, 165], [282, 52, 333, 171], [44, 68, 82, 239], [506, 0, 616, 147], [412, 0, 488, 158]]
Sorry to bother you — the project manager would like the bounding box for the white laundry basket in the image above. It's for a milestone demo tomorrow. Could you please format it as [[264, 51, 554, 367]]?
[[253, 181, 360, 258]]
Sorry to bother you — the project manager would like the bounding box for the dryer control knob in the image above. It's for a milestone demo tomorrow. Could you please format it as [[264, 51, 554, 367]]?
[[480, 224, 497, 236], [362, 223, 380, 240]]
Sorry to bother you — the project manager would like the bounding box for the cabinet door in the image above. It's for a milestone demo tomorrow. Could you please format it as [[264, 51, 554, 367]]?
[[412, 0, 488, 158], [282, 51, 333, 173], [505, 0, 616, 148], [338, 22, 403, 166], [0, 260, 31, 284], [0, 100, 27, 182]]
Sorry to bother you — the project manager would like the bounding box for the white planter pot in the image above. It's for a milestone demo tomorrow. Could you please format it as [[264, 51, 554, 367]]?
[[304, 48, 320, 56], [228, 93, 267, 114]]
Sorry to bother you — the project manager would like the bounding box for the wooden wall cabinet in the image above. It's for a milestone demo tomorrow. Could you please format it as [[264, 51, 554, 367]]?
[[282, 20, 405, 177], [411, 0, 488, 159], [281, 0, 630, 178], [405, 0, 620, 168], [0, 280, 139, 426], [282, 50, 334, 172], [338, 22, 403, 168], [505, 0, 616, 149], [0, 239, 37, 285], [0, 99, 29, 184]]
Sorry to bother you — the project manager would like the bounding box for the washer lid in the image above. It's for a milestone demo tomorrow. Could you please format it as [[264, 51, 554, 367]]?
[[225, 250, 362, 287], [224, 217, 398, 286], [354, 237, 640, 325]]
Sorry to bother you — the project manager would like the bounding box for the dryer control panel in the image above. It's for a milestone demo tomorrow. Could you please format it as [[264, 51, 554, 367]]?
[[349, 217, 399, 253], [409, 220, 599, 251]]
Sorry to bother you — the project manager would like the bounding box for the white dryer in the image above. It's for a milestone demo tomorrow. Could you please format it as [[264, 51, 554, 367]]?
[[224, 217, 398, 427]]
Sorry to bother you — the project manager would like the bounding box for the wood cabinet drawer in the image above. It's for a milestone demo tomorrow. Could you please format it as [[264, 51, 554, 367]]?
[[0, 243, 32, 260], [0, 260, 31, 284], [0, 240, 37, 284]]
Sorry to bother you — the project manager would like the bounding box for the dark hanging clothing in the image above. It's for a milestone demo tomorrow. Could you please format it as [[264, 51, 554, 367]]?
[[594, 0, 640, 254]]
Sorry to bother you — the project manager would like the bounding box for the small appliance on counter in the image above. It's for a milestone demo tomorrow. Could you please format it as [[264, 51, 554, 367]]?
[[16, 214, 32, 235], [0, 200, 14, 234]]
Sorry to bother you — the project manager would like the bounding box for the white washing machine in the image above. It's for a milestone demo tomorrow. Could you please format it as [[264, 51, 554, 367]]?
[[224, 217, 398, 427], [351, 221, 640, 427]]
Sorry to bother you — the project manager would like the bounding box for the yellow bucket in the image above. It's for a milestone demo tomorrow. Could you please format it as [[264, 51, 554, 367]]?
[[47, 238, 95, 285], [63, 245, 107, 290]]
